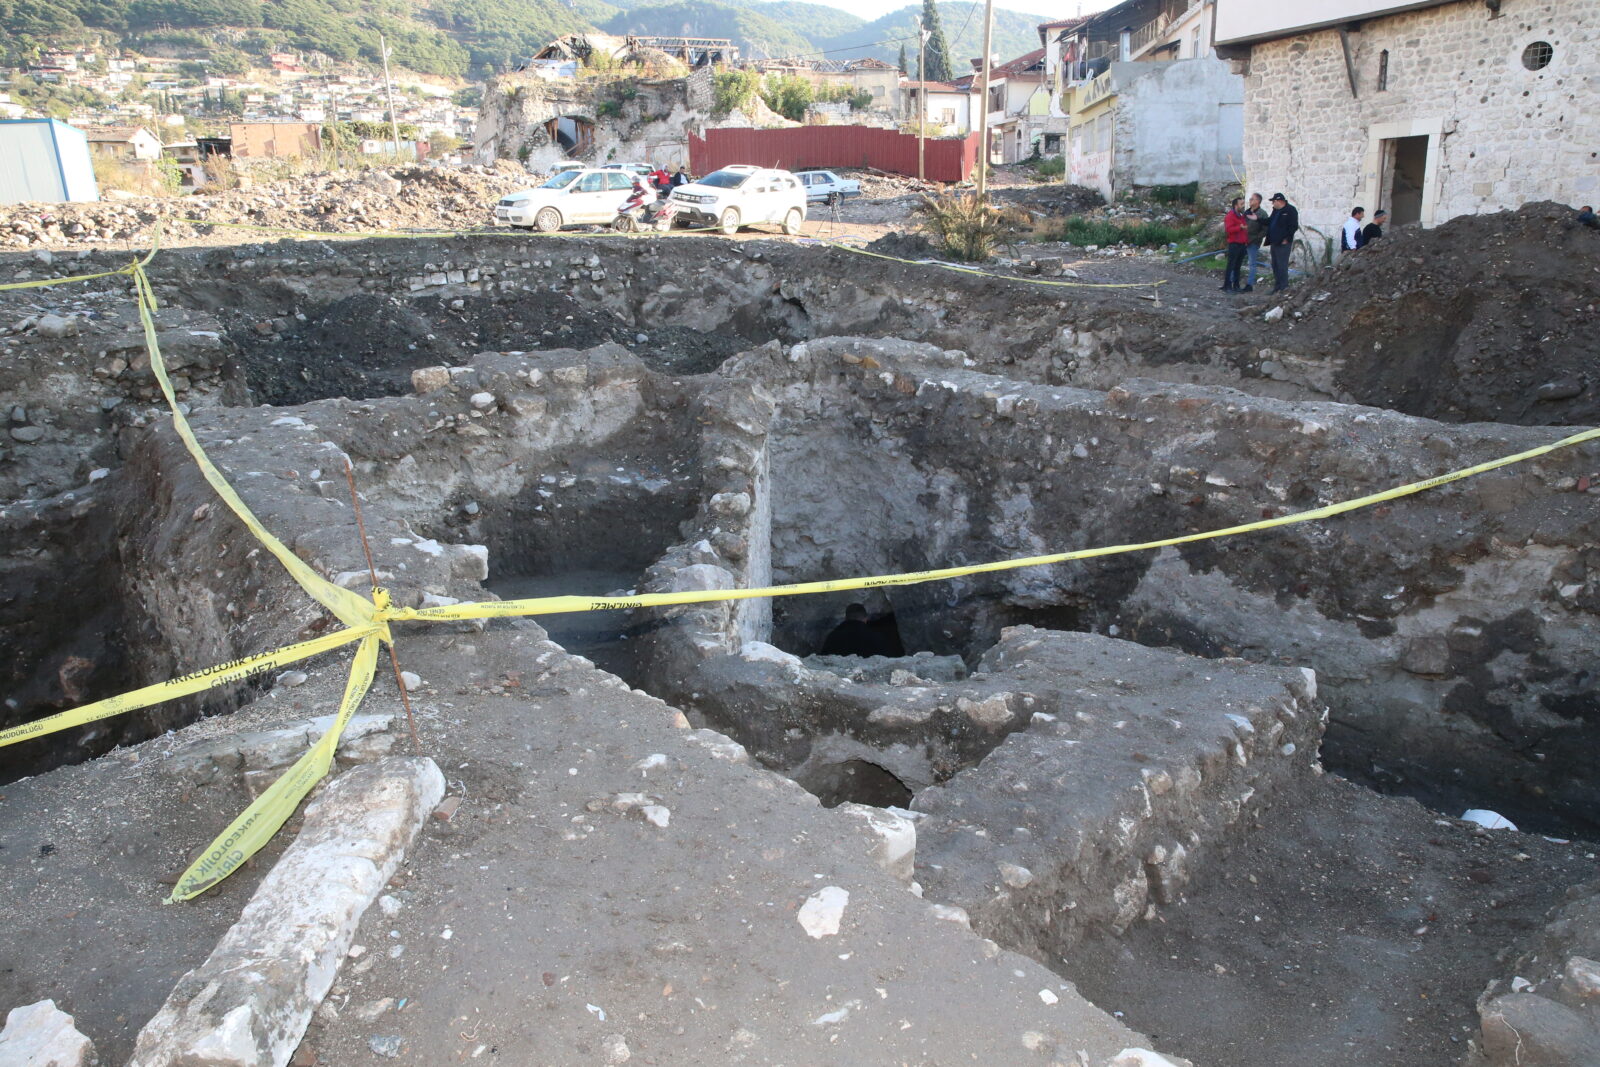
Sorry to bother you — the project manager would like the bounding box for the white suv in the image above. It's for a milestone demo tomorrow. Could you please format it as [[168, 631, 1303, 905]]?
[[666, 165, 807, 235], [495, 168, 639, 230]]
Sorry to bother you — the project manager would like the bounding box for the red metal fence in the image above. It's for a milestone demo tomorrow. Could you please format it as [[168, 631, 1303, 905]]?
[[688, 126, 978, 183]]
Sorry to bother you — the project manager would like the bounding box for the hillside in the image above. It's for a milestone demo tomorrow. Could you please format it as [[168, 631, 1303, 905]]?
[[2, 0, 1048, 76]]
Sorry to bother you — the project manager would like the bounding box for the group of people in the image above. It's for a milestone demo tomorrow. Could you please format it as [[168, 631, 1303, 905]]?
[[1220, 193, 1389, 295], [648, 165, 690, 194]]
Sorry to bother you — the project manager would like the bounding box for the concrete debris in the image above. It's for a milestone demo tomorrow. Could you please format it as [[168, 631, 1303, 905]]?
[[0, 1000, 96, 1067], [797, 886, 849, 939], [128, 757, 445, 1067]]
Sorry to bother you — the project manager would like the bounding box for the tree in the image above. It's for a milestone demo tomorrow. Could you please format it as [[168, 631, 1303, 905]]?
[[897, 42, 906, 74], [921, 0, 953, 83]]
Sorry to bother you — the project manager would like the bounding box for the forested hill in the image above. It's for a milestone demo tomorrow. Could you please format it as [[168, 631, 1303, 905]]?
[[2, 0, 1049, 79]]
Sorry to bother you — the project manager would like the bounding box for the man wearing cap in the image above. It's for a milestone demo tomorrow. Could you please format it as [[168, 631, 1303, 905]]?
[[1266, 192, 1299, 293]]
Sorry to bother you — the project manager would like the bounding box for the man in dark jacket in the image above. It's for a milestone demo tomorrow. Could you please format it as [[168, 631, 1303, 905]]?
[[1361, 209, 1389, 245], [1242, 192, 1269, 291], [1266, 192, 1299, 293]]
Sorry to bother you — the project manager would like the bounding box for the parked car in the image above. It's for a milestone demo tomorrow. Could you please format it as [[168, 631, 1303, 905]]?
[[795, 169, 861, 203], [665, 165, 807, 235], [495, 168, 641, 231], [601, 163, 654, 177]]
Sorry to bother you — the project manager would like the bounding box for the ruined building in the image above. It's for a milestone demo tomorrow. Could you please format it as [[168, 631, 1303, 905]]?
[[1216, 0, 1600, 237]]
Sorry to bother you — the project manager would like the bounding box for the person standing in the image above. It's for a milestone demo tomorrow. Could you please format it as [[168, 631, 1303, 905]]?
[[1267, 192, 1299, 293], [1362, 209, 1389, 245], [1242, 192, 1268, 292], [1222, 196, 1249, 293], [1341, 206, 1366, 252]]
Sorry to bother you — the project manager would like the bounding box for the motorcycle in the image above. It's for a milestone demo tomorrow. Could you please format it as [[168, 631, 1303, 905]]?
[[612, 185, 672, 233]]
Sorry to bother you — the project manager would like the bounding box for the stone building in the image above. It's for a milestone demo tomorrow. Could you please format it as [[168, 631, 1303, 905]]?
[[1216, 0, 1600, 241]]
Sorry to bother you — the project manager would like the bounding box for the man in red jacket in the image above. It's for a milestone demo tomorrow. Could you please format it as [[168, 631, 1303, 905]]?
[[1222, 196, 1250, 293]]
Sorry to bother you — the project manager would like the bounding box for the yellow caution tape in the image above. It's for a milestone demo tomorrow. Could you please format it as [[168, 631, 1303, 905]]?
[[820, 239, 1164, 290], [384, 424, 1600, 624], [0, 244, 158, 292], [131, 267, 377, 632], [0, 623, 380, 749], [170, 630, 380, 902]]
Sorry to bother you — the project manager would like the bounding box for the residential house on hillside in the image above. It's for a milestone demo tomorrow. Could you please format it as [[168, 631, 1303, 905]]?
[[900, 79, 975, 137], [968, 48, 1062, 163], [1050, 0, 1243, 198], [84, 125, 163, 162], [1214, 0, 1599, 239], [229, 121, 322, 158]]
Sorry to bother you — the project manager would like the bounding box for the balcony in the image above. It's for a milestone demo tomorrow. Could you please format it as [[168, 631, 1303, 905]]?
[[1128, 0, 1200, 59]]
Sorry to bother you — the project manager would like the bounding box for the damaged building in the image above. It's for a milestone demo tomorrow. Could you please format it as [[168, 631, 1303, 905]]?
[[1216, 0, 1600, 237]]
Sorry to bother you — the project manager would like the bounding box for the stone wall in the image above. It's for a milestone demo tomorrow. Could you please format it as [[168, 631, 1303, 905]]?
[[1238, 0, 1600, 240], [471, 74, 694, 169]]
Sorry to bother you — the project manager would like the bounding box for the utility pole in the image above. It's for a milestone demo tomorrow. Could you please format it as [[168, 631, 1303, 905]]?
[[380, 33, 403, 158], [918, 17, 929, 182], [975, 0, 994, 197]]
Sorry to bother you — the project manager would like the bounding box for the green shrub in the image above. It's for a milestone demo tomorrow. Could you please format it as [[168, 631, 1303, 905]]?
[[1148, 181, 1200, 205], [712, 69, 760, 117], [1030, 156, 1065, 178], [915, 192, 1029, 262], [1052, 216, 1207, 248]]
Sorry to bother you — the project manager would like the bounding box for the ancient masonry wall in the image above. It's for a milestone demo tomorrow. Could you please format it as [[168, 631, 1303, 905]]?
[[1239, 0, 1600, 239]]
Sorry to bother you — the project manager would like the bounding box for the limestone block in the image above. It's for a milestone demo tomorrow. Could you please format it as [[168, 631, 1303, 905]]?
[[410, 366, 450, 394], [129, 757, 445, 1067], [0, 1000, 95, 1066], [836, 802, 916, 885]]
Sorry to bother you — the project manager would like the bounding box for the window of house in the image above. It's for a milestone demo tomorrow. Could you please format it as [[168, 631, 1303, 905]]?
[[941, 108, 956, 125], [1191, 27, 1201, 58], [1377, 49, 1389, 91], [1521, 41, 1553, 71]]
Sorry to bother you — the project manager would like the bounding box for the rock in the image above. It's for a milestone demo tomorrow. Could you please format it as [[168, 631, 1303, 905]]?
[[1262, 306, 1285, 322], [367, 1034, 403, 1057], [956, 693, 1013, 729], [1399, 635, 1450, 675], [0, 1000, 96, 1067], [601, 1033, 632, 1064], [9, 425, 45, 442], [797, 885, 849, 938], [1108, 1051, 1190, 1067], [277, 670, 309, 688], [399, 671, 422, 691], [469, 391, 495, 410], [998, 862, 1034, 889], [837, 803, 916, 885], [1480, 992, 1600, 1066], [1536, 380, 1584, 402], [34, 313, 78, 338], [1563, 956, 1600, 1000], [410, 366, 451, 394]]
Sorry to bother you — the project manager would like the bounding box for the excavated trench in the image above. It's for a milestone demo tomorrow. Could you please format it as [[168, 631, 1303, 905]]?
[[3, 234, 1598, 1066]]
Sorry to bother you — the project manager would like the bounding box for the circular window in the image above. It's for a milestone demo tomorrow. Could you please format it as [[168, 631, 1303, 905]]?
[[1521, 41, 1553, 71]]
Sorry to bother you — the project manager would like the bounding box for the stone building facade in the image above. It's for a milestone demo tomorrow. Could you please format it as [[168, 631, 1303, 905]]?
[[1218, 0, 1599, 243]]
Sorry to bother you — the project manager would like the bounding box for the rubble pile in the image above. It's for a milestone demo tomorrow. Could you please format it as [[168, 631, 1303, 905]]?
[[1267, 201, 1600, 424], [0, 163, 533, 248]]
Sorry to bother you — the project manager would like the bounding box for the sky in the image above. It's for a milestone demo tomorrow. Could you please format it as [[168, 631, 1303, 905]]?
[[820, 0, 1120, 25]]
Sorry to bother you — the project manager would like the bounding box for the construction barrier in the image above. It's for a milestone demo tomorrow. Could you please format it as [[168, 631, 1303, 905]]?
[[2, 231, 1596, 901]]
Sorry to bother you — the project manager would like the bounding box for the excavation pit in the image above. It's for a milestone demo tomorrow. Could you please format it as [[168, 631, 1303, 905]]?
[[2, 231, 1598, 1067]]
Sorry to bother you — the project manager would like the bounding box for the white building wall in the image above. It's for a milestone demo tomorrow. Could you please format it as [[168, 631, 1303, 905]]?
[[1238, 0, 1600, 240], [1111, 59, 1245, 188]]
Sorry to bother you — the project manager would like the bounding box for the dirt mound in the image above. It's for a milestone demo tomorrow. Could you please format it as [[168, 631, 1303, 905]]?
[[992, 182, 1106, 216], [1270, 202, 1600, 424], [235, 294, 468, 405], [865, 230, 939, 259], [0, 165, 532, 248]]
